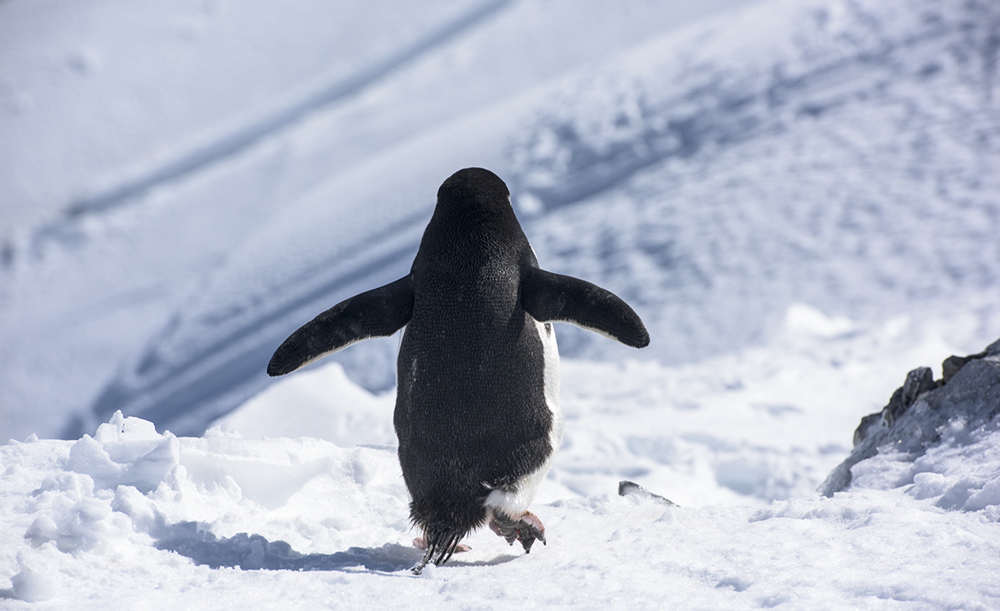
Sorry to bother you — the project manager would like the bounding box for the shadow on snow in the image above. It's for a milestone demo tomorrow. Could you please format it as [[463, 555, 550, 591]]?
[[154, 521, 519, 573]]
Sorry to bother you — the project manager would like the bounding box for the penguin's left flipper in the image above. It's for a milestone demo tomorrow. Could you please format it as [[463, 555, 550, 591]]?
[[267, 275, 413, 377], [521, 268, 649, 348]]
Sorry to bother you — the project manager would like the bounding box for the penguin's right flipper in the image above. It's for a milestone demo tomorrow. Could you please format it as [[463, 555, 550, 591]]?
[[521, 268, 649, 348], [267, 275, 413, 377]]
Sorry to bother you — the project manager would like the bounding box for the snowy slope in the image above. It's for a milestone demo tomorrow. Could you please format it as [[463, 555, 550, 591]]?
[[0, 0, 763, 442], [511, 0, 1000, 361], [65, 0, 1000, 438], [0, 0, 499, 228]]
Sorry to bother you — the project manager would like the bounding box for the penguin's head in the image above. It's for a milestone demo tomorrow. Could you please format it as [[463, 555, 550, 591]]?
[[437, 168, 511, 216]]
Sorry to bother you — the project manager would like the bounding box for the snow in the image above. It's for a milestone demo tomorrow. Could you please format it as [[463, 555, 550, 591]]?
[[3, 311, 999, 608], [0, 322, 1000, 609], [3, 0, 1000, 607]]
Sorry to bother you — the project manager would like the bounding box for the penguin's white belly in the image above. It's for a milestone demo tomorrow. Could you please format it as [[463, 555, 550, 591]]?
[[484, 319, 563, 516]]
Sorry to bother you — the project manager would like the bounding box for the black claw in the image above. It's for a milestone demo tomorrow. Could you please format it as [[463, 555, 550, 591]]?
[[411, 530, 462, 574], [412, 551, 431, 575]]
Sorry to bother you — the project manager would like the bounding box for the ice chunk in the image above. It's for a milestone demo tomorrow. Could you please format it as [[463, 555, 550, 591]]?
[[11, 565, 54, 602], [66, 411, 179, 493]]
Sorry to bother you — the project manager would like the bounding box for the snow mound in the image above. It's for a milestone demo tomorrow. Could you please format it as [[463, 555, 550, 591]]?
[[212, 362, 396, 446], [65, 411, 179, 494], [1, 410, 411, 602]]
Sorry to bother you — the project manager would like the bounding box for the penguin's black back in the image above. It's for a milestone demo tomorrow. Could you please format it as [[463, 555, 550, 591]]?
[[266, 166, 649, 568], [394, 168, 553, 546]]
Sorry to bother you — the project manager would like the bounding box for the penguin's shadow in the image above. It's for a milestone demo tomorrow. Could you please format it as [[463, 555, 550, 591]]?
[[448, 553, 521, 568], [155, 521, 422, 573], [154, 521, 520, 573]]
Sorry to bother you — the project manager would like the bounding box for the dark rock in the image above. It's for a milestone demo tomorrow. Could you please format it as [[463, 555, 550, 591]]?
[[850, 366, 938, 447], [618, 480, 678, 506], [883, 366, 938, 427], [852, 412, 883, 447], [942, 353, 981, 384], [821, 338, 1000, 497], [941, 338, 1000, 384]]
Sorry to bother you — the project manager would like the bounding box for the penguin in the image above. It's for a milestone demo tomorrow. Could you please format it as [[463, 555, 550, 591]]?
[[267, 168, 648, 573]]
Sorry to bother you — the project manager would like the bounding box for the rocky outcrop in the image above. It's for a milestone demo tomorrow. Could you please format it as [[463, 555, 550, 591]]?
[[821, 338, 1000, 497]]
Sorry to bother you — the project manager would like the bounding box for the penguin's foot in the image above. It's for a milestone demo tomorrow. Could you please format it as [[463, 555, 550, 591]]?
[[412, 536, 471, 553], [489, 509, 546, 553]]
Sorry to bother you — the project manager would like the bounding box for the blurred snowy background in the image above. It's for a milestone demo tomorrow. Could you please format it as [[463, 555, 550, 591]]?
[[1, 0, 784, 440], [3, 0, 997, 442]]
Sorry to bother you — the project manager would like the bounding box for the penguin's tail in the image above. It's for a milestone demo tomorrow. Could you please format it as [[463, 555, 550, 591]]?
[[411, 524, 466, 575]]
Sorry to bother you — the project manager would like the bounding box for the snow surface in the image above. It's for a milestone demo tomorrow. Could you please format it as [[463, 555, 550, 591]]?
[[3, 0, 1000, 607], [2, 315, 1000, 608]]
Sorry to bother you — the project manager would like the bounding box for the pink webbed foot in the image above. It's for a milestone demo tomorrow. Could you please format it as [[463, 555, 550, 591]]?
[[412, 535, 470, 553], [489, 509, 546, 553]]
